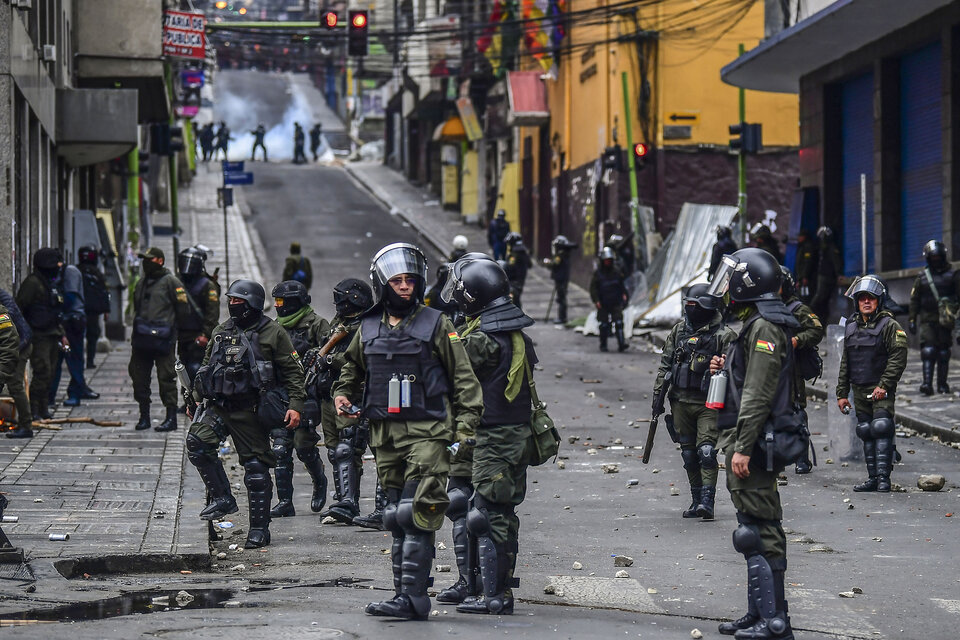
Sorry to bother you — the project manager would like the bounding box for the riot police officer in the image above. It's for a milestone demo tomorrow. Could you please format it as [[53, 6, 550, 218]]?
[[269, 280, 330, 518], [440, 255, 536, 614], [332, 243, 483, 620], [781, 267, 824, 475], [1, 290, 34, 438], [837, 276, 908, 493], [707, 248, 802, 639], [590, 247, 629, 352], [0, 301, 24, 434], [187, 280, 306, 549], [177, 247, 220, 386], [751, 224, 782, 264], [709, 226, 738, 281], [810, 227, 843, 321], [653, 284, 736, 520], [306, 279, 378, 527], [504, 232, 532, 310], [908, 240, 959, 395], [546, 235, 578, 324]]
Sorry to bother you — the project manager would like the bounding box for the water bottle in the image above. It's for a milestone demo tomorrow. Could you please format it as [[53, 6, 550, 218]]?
[[705, 370, 728, 410], [388, 374, 401, 414], [401, 375, 412, 408]]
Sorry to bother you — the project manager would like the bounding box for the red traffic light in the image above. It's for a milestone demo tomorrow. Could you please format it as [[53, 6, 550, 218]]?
[[351, 12, 367, 28], [633, 143, 649, 158], [323, 11, 338, 28]]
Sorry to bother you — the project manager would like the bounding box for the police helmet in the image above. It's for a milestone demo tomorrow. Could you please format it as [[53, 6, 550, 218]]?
[[369, 242, 428, 303], [607, 234, 624, 247], [178, 247, 206, 278], [600, 246, 617, 262], [78, 245, 98, 265], [452, 235, 469, 251], [816, 226, 833, 240], [752, 224, 772, 239], [495, 209, 506, 220], [706, 247, 782, 303], [717, 225, 732, 240], [922, 240, 948, 269], [552, 235, 577, 250], [272, 280, 310, 314], [226, 279, 266, 310], [333, 278, 373, 315], [844, 275, 886, 307], [683, 283, 720, 311], [441, 255, 512, 316], [779, 265, 797, 299], [33, 247, 62, 270], [505, 231, 523, 246]]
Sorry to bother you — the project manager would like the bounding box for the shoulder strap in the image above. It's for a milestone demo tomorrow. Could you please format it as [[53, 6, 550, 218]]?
[[409, 306, 443, 341], [234, 324, 264, 389], [924, 268, 941, 299], [524, 359, 542, 409]]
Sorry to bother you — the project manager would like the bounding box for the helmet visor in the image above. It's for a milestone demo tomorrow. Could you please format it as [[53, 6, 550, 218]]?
[[844, 275, 885, 301], [370, 243, 427, 286], [440, 263, 460, 304], [178, 252, 203, 276], [706, 255, 740, 299]]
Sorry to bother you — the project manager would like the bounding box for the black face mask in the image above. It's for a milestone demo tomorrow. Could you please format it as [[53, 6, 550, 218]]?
[[39, 266, 61, 282], [229, 301, 262, 328], [142, 261, 164, 277], [336, 301, 361, 318], [383, 286, 416, 318], [276, 298, 303, 317], [685, 304, 714, 328]]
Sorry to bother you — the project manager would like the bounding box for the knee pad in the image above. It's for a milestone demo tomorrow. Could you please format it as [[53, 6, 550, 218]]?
[[855, 422, 872, 441], [382, 501, 403, 536], [874, 408, 892, 420], [680, 447, 699, 471], [186, 433, 217, 465], [870, 416, 895, 439], [466, 504, 491, 537], [243, 458, 271, 491], [732, 523, 763, 557], [939, 349, 952, 363], [396, 498, 431, 534], [272, 439, 293, 463], [447, 486, 471, 521], [295, 445, 318, 463], [326, 447, 337, 465], [334, 440, 354, 463], [921, 345, 937, 361], [697, 443, 718, 470]]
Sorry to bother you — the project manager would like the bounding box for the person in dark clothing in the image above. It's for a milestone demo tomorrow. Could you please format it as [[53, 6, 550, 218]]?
[[0, 289, 34, 438], [709, 226, 738, 281], [810, 226, 843, 322], [751, 225, 782, 264], [293, 122, 307, 164], [908, 240, 960, 395], [310, 123, 323, 160], [282, 242, 313, 291], [545, 235, 578, 324], [605, 233, 635, 278], [199, 123, 216, 162], [176, 247, 220, 387], [488, 210, 510, 261], [590, 247, 629, 352], [793, 229, 818, 302], [503, 232, 532, 310], [427, 236, 470, 319], [250, 124, 267, 161], [49, 262, 97, 407], [215, 122, 232, 161], [77, 246, 110, 369]]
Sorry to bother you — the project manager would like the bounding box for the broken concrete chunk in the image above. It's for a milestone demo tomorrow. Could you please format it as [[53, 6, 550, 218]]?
[[572, 561, 583, 570], [838, 591, 856, 598], [230, 564, 246, 571], [557, 460, 567, 469], [437, 541, 447, 550], [601, 464, 619, 474], [613, 555, 633, 567], [670, 487, 680, 496], [917, 474, 946, 492], [615, 570, 630, 578], [691, 630, 704, 639], [435, 565, 452, 572]]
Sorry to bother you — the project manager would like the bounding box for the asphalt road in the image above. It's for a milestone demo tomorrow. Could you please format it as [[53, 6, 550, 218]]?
[[6, 70, 960, 639]]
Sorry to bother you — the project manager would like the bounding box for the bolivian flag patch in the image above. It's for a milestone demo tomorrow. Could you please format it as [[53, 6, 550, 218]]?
[[896, 329, 907, 338], [448, 332, 460, 343], [755, 339, 776, 354]]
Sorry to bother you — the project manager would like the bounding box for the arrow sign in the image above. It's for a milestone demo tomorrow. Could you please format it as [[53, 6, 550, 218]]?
[[668, 113, 699, 122], [222, 161, 245, 172], [223, 171, 254, 185]]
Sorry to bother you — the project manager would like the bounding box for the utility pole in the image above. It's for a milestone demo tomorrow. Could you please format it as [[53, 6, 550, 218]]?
[[621, 71, 645, 269], [737, 42, 747, 245]]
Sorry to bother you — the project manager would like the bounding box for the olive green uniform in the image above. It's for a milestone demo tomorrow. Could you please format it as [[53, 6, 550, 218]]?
[[177, 276, 220, 376], [909, 269, 960, 347], [282, 253, 313, 291], [0, 306, 23, 390], [785, 296, 825, 408], [277, 308, 329, 450], [332, 306, 483, 529], [16, 273, 64, 416], [836, 310, 908, 420], [719, 311, 790, 563], [316, 314, 361, 458], [129, 268, 193, 409], [654, 316, 736, 490], [189, 317, 306, 466]]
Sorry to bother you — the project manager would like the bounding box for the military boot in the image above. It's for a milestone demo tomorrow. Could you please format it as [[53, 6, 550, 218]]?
[[134, 403, 151, 430], [875, 438, 894, 493], [328, 449, 361, 524], [270, 459, 296, 518], [794, 458, 812, 475], [319, 449, 342, 519], [920, 356, 935, 396], [683, 485, 702, 518], [696, 485, 716, 520], [297, 446, 328, 513], [937, 355, 951, 394], [368, 531, 434, 620], [598, 324, 609, 352], [353, 481, 386, 530], [734, 570, 793, 640], [6, 422, 33, 439], [457, 537, 511, 614], [853, 439, 878, 492], [437, 515, 474, 603], [155, 406, 178, 432], [615, 322, 629, 352], [719, 579, 758, 635], [243, 460, 273, 549], [189, 441, 238, 521]]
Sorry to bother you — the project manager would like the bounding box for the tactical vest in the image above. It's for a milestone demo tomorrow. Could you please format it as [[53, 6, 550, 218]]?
[[595, 268, 624, 307], [480, 332, 533, 427], [919, 268, 956, 313], [844, 315, 891, 386], [286, 323, 313, 357], [360, 307, 449, 421], [786, 300, 801, 314], [180, 276, 212, 332], [199, 318, 274, 408], [671, 326, 721, 394], [24, 276, 63, 331]]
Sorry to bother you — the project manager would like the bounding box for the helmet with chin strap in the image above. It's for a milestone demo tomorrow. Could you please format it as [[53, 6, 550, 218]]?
[[369, 243, 428, 304], [706, 247, 782, 303]]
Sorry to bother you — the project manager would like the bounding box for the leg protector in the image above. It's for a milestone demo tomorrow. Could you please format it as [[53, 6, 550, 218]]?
[[187, 434, 238, 520], [937, 349, 951, 393], [598, 322, 610, 352], [365, 487, 405, 617], [438, 479, 475, 603], [243, 458, 272, 549], [697, 442, 719, 470], [296, 445, 328, 513], [271, 433, 295, 518], [328, 428, 361, 523], [875, 438, 894, 492], [697, 485, 716, 520], [615, 321, 628, 352], [921, 345, 936, 395], [320, 448, 341, 517], [459, 495, 513, 615], [853, 439, 878, 492], [734, 567, 793, 639], [731, 524, 776, 623], [353, 480, 386, 530]]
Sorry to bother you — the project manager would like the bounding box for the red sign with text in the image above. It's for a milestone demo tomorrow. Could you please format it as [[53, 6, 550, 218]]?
[[163, 11, 206, 60]]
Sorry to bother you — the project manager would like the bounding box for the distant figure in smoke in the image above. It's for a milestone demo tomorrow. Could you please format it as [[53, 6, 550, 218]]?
[[199, 123, 215, 162], [250, 124, 268, 161], [215, 122, 233, 161], [708, 225, 738, 281], [293, 123, 307, 164], [310, 123, 323, 161], [488, 210, 510, 261]]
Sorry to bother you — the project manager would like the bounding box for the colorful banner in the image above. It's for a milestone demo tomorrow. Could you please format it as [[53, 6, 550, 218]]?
[[163, 10, 206, 60]]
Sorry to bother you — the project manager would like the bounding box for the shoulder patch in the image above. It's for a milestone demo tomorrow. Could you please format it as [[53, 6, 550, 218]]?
[[291, 350, 300, 360], [0, 314, 10, 323], [687, 336, 699, 344], [208, 290, 219, 301], [810, 313, 822, 328], [755, 339, 776, 354], [447, 332, 460, 343]]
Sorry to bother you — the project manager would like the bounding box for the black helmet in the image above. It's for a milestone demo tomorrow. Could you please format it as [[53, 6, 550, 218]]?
[[717, 225, 732, 240], [495, 209, 506, 219], [78, 245, 98, 265], [33, 247, 62, 270], [226, 279, 266, 310], [683, 283, 720, 310], [272, 280, 310, 317], [333, 278, 373, 316], [706, 247, 782, 303], [844, 274, 887, 308], [779, 265, 797, 299], [369, 242, 428, 303], [923, 240, 948, 271], [505, 231, 523, 246], [752, 224, 772, 240], [552, 235, 577, 250], [178, 247, 206, 278], [441, 255, 512, 316]]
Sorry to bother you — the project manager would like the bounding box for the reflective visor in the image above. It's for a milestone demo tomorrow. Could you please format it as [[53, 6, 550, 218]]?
[[844, 275, 885, 300], [705, 255, 739, 299], [370, 243, 427, 286]]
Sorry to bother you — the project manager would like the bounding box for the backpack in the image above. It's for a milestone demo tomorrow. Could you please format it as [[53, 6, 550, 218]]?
[[291, 257, 308, 283], [82, 270, 111, 315]]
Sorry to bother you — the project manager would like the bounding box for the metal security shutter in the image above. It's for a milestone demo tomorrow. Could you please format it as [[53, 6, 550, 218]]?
[[900, 41, 943, 269], [841, 72, 875, 276]]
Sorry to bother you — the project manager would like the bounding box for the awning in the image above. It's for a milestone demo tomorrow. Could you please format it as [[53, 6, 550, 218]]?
[[721, 0, 954, 93], [506, 71, 549, 126], [56, 88, 138, 167], [432, 116, 466, 142]]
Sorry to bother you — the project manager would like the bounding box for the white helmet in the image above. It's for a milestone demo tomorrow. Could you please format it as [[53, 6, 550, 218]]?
[[453, 235, 469, 251]]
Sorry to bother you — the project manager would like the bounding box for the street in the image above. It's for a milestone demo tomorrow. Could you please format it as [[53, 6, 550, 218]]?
[[1, 72, 958, 639]]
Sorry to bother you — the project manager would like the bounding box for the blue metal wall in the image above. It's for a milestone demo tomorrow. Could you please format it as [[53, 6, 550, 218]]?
[[841, 72, 875, 276]]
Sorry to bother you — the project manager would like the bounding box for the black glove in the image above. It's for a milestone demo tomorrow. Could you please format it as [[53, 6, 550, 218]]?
[[302, 347, 320, 370], [909, 320, 917, 335]]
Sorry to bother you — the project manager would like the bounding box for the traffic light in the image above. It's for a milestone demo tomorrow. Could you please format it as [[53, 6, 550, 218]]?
[[322, 11, 338, 29], [729, 122, 762, 154], [602, 145, 623, 171], [138, 151, 150, 175], [633, 143, 649, 159], [348, 10, 368, 56]]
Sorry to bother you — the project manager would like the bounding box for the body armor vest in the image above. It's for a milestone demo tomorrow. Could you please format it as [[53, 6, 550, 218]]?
[[360, 307, 449, 421], [786, 300, 801, 314], [844, 315, 891, 386], [199, 317, 274, 408], [480, 332, 534, 427], [595, 268, 624, 307], [180, 276, 212, 332], [919, 268, 956, 313], [24, 276, 63, 331], [671, 325, 721, 394], [286, 323, 312, 357]]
